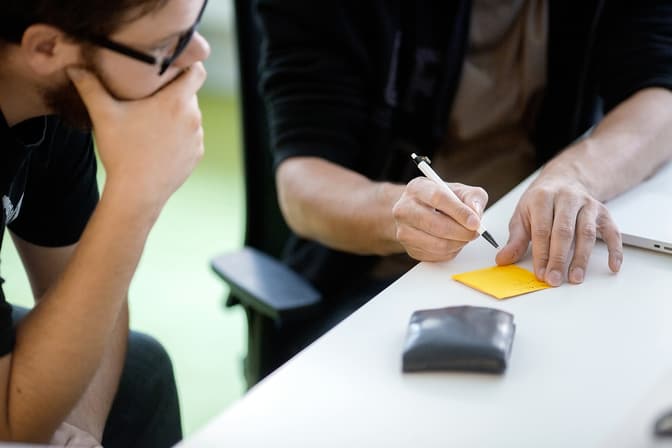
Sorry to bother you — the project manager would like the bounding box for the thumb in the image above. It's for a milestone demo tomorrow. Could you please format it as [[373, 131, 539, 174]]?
[[66, 66, 115, 117], [495, 216, 530, 266]]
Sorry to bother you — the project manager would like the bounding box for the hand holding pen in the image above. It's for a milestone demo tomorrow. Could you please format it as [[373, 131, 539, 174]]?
[[391, 154, 494, 262], [411, 153, 499, 249]]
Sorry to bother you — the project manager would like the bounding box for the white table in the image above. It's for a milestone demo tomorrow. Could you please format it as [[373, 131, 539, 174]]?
[[180, 177, 672, 448]]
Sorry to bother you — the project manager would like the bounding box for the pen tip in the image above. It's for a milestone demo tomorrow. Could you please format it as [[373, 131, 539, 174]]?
[[482, 231, 499, 249]]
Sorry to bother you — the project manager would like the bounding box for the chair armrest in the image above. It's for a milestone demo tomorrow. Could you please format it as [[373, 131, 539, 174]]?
[[210, 247, 322, 322]]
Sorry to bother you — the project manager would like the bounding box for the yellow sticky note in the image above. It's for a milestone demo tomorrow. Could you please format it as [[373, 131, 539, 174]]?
[[452, 265, 550, 300]]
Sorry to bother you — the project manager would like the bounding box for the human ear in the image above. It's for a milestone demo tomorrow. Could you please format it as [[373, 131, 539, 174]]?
[[19, 24, 81, 77]]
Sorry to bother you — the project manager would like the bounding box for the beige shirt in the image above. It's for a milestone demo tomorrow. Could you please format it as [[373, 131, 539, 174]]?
[[433, 0, 548, 205], [373, 0, 548, 279]]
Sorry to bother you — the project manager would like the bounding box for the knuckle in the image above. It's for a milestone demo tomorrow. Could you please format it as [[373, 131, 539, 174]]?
[[571, 252, 590, 268], [454, 204, 473, 224], [555, 224, 575, 240], [531, 186, 554, 204], [597, 207, 617, 229], [532, 226, 552, 241], [392, 201, 403, 219], [475, 186, 488, 202], [597, 202, 611, 216], [395, 226, 410, 243], [556, 188, 575, 202], [196, 62, 208, 80], [534, 247, 550, 265], [406, 177, 425, 193], [427, 213, 452, 238], [428, 188, 444, 209], [435, 238, 456, 253], [536, 252, 552, 267], [392, 199, 412, 221], [193, 62, 206, 77], [167, 97, 184, 118], [578, 223, 597, 241], [549, 253, 568, 266], [191, 112, 202, 132]]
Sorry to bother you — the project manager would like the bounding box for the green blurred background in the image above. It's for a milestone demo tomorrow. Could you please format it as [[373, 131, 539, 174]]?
[[0, 4, 250, 436]]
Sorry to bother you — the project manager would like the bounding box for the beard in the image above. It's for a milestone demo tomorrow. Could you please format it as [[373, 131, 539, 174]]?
[[43, 77, 93, 131], [42, 47, 107, 131]]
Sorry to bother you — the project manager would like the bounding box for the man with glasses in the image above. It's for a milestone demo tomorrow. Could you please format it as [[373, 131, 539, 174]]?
[[0, 0, 209, 445]]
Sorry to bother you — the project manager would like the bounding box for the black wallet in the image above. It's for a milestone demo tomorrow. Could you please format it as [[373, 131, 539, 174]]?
[[402, 305, 516, 373], [655, 409, 672, 437]]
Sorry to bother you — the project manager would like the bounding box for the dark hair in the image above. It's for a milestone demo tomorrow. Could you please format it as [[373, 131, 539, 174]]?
[[0, 0, 170, 44]]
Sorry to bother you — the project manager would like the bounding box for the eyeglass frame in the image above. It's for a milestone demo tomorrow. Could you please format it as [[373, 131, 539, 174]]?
[[82, 0, 208, 75]]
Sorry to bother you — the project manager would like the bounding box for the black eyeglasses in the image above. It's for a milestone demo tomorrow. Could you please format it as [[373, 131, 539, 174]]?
[[84, 0, 208, 75]]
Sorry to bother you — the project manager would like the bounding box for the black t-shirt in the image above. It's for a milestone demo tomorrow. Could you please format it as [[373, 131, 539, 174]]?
[[0, 111, 99, 356]]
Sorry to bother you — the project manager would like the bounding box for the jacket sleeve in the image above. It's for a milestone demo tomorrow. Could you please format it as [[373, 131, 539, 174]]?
[[598, 0, 672, 111], [256, 0, 373, 171]]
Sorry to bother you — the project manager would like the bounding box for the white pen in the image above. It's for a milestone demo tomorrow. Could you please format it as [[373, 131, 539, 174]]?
[[411, 153, 499, 249]]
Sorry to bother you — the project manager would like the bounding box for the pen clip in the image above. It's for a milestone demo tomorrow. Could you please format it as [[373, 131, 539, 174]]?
[[411, 153, 432, 167]]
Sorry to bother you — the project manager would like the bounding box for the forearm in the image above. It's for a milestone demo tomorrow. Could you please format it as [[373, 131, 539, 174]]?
[[277, 157, 405, 255], [541, 88, 672, 201], [5, 185, 160, 441], [62, 301, 129, 442]]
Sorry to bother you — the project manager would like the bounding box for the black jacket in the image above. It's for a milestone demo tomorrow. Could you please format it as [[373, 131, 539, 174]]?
[[257, 0, 672, 293]]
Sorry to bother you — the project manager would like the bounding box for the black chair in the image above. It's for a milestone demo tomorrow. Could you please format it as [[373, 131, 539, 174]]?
[[210, 0, 322, 388]]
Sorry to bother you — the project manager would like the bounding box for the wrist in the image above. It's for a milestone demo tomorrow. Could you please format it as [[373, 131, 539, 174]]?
[[374, 182, 405, 255], [539, 139, 602, 199], [100, 180, 164, 229]]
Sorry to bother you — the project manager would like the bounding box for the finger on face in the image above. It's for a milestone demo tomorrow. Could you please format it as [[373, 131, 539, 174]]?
[[568, 204, 598, 284], [66, 67, 116, 116], [157, 61, 207, 98], [597, 207, 623, 273]]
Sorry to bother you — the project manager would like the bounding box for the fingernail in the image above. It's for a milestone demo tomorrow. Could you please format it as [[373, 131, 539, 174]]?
[[613, 256, 622, 272], [570, 267, 584, 284], [472, 201, 482, 215], [547, 270, 562, 287], [466, 215, 479, 231], [67, 67, 84, 81], [537, 267, 545, 281]]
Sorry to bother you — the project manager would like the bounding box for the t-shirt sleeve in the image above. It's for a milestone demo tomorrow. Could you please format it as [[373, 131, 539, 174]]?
[[598, 1, 672, 111], [8, 118, 99, 247], [256, 0, 372, 171]]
